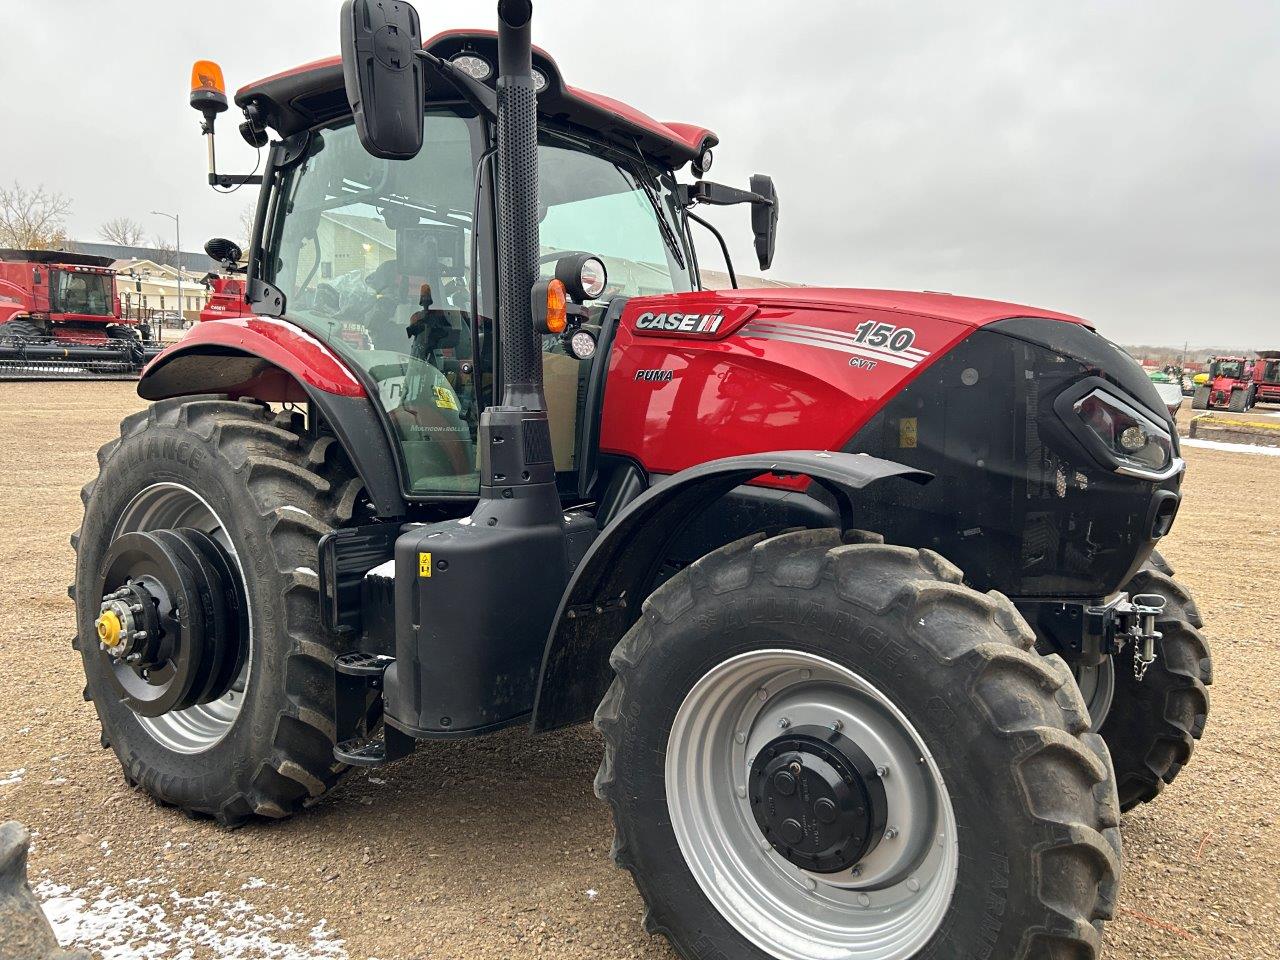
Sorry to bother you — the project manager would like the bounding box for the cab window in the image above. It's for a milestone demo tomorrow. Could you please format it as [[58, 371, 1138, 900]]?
[[535, 133, 692, 474]]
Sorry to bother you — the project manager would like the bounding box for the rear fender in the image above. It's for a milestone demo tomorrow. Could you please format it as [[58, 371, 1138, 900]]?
[[530, 450, 930, 732], [138, 317, 406, 517]]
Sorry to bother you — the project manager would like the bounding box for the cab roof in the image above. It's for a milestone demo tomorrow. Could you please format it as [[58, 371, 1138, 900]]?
[[234, 29, 718, 170]]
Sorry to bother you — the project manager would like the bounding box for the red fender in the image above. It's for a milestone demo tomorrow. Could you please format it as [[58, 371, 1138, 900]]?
[[139, 316, 365, 402]]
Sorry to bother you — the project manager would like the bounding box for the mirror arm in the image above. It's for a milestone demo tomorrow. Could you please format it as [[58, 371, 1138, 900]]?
[[680, 181, 772, 209], [687, 210, 738, 290], [414, 49, 498, 120]]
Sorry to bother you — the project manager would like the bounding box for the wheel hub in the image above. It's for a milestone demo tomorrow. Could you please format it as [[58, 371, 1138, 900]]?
[[748, 725, 888, 873], [94, 528, 248, 718]]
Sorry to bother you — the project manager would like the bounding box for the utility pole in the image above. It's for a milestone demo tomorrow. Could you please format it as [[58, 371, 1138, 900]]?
[[151, 210, 181, 328]]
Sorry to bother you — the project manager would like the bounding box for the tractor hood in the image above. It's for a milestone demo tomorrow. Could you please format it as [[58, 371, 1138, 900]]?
[[629, 286, 1092, 331]]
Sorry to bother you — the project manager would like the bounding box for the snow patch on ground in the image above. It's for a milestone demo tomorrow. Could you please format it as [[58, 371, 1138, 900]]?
[[1, 767, 25, 785], [36, 878, 347, 960], [1183, 437, 1280, 456]]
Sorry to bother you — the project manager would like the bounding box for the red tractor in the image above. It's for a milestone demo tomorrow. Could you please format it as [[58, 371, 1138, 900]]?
[[197, 274, 249, 323], [72, 5, 1211, 958], [1252, 350, 1280, 406], [0, 248, 160, 376], [1192, 354, 1257, 411]]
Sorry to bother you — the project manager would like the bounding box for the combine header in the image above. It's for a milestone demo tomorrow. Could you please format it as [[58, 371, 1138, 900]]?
[[0, 248, 162, 379]]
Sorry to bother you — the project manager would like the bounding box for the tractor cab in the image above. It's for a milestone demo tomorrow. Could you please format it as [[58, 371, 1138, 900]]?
[[182, 29, 772, 500]]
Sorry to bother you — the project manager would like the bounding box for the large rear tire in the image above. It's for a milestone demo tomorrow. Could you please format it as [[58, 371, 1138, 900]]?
[[596, 529, 1121, 960], [1191, 385, 1210, 410], [1228, 388, 1249, 413], [0, 317, 46, 340], [1090, 552, 1212, 811], [73, 397, 367, 825]]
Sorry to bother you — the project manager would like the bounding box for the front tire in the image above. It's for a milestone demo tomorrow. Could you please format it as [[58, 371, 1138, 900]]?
[[74, 398, 367, 825], [596, 529, 1121, 960]]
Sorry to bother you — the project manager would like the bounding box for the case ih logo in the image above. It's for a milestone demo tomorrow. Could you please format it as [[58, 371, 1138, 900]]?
[[636, 312, 725, 334], [630, 303, 758, 340]]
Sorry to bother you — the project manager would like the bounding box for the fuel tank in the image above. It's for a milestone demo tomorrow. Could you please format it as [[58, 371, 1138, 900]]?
[[599, 287, 1182, 599]]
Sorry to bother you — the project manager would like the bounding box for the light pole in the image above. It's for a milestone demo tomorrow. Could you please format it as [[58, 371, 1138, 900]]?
[[151, 210, 181, 328]]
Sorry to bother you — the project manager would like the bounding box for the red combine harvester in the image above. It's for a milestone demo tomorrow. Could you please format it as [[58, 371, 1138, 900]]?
[[1252, 351, 1280, 406], [0, 248, 161, 378], [70, 4, 1213, 958], [1192, 354, 1257, 412]]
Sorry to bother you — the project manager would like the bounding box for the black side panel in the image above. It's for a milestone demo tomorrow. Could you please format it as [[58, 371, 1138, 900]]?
[[842, 321, 1179, 599], [531, 451, 929, 732], [663, 482, 839, 563]]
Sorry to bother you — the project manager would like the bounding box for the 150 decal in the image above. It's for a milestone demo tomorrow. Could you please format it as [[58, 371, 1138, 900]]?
[[853, 320, 916, 353]]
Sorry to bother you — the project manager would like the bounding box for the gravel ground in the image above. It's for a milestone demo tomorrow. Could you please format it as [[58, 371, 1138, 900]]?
[[0, 381, 1276, 959]]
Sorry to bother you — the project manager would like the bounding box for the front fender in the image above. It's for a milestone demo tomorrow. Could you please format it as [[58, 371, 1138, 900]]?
[[530, 450, 930, 732], [138, 316, 406, 517]]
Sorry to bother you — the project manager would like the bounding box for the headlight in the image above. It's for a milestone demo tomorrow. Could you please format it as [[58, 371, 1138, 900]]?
[[1072, 388, 1177, 479], [450, 54, 493, 82]]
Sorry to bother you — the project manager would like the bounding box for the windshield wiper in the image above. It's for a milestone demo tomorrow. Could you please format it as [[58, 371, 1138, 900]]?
[[630, 137, 686, 271]]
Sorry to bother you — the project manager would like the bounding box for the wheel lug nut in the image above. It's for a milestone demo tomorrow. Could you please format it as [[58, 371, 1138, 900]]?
[[777, 717, 790, 729], [735, 731, 746, 744], [884, 826, 900, 840], [756, 688, 769, 702], [130, 604, 143, 614], [876, 765, 889, 778], [906, 877, 921, 892], [830, 719, 843, 732]]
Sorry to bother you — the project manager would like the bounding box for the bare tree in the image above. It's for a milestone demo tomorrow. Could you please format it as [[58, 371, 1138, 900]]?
[[151, 234, 179, 268], [99, 216, 147, 247], [0, 181, 71, 250]]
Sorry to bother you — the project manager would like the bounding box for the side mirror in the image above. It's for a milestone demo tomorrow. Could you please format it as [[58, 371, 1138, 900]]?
[[205, 237, 243, 269], [750, 174, 779, 271], [339, 0, 426, 160]]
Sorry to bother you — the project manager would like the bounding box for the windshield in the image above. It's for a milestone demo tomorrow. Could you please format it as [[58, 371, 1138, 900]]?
[[537, 133, 692, 299], [52, 271, 113, 316], [1212, 360, 1244, 379], [265, 110, 691, 498]]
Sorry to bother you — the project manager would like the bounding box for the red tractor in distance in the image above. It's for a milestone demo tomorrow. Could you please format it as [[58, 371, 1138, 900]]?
[[1252, 350, 1280, 406], [197, 274, 249, 322], [70, 4, 1212, 958], [1192, 354, 1257, 412], [0, 248, 161, 377]]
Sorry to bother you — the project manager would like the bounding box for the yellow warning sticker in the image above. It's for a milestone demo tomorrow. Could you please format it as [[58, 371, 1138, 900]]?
[[418, 552, 432, 578], [899, 417, 918, 449], [433, 385, 459, 412]]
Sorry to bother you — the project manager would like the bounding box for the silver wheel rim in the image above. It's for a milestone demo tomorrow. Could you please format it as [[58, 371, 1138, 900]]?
[[666, 650, 958, 960], [110, 482, 252, 754], [1073, 657, 1115, 731]]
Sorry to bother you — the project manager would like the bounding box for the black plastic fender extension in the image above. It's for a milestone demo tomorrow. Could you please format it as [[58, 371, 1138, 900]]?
[[529, 450, 931, 733]]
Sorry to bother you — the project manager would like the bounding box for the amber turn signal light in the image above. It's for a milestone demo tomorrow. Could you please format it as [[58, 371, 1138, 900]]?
[[545, 279, 568, 334]]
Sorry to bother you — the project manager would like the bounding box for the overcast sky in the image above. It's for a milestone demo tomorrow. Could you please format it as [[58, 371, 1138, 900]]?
[[2, 0, 1276, 347]]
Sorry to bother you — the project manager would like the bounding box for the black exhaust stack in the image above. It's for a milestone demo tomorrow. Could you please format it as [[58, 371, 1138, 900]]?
[[475, 0, 558, 512], [493, 0, 544, 411]]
